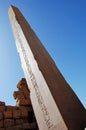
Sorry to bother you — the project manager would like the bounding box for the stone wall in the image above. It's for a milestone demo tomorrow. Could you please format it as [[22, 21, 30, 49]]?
[[0, 78, 39, 130]]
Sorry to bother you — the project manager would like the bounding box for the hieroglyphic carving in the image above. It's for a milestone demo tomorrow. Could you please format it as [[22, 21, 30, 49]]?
[[13, 17, 53, 129]]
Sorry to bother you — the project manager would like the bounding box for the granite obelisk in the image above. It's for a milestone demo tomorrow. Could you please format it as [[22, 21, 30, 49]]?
[[8, 5, 86, 130]]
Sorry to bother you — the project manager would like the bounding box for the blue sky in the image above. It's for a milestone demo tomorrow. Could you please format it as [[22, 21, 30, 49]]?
[[0, 0, 86, 108]]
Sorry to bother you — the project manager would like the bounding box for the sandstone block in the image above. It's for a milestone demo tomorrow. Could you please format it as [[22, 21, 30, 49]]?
[[16, 99, 29, 107], [6, 125, 23, 130], [21, 109, 28, 118], [22, 118, 29, 123], [0, 106, 5, 112], [19, 106, 32, 111], [22, 122, 37, 129], [17, 78, 28, 89], [0, 112, 3, 120], [24, 91, 30, 99], [0, 120, 4, 128], [30, 122, 37, 129], [13, 110, 21, 119], [4, 111, 12, 119], [22, 123, 31, 129], [20, 86, 30, 93], [0, 102, 5, 106], [0, 128, 5, 130], [15, 119, 23, 125], [19, 99, 31, 106], [6, 106, 18, 111], [4, 119, 14, 128], [13, 91, 25, 99]]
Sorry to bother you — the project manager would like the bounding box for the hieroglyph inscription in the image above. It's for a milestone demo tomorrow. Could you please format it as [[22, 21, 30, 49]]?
[[13, 17, 53, 129]]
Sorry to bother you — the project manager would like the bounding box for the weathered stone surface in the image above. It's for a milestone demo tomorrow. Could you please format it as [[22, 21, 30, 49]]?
[[17, 78, 28, 89], [0, 128, 5, 130], [4, 119, 14, 127], [6, 125, 23, 130], [0, 102, 5, 106], [13, 91, 25, 99], [22, 118, 29, 123], [21, 109, 28, 118], [19, 106, 32, 111], [22, 122, 37, 129], [13, 110, 21, 119], [0, 78, 38, 130], [23, 91, 30, 99], [16, 99, 31, 107], [13, 78, 31, 108], [30, 122, 38, 129], [4, 111, 12, 119], [0, 106, 5, 112], [0, 120, 4, 128], [0, 112, 3, 120], [15, 119, 23, 125], [6, 106, 18, 111]]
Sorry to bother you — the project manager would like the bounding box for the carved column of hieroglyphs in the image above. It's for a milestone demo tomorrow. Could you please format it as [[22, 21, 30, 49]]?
[[8, 5, 86, 130]]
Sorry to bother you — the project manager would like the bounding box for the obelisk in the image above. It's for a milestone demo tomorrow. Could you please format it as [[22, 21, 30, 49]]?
[[8, 5, 86, 130]]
